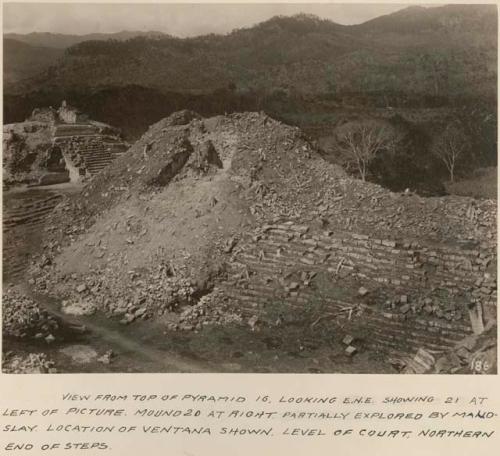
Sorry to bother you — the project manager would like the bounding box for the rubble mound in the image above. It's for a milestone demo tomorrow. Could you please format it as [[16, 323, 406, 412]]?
[[2, 288, 59, 338], [32, 111, 342, 315], [30, 111, 496, 359], [2, 352, 57, 374]]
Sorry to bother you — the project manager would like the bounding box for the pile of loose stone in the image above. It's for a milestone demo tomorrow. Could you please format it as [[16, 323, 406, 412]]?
[[2, 352, 57, 374], [170, 290, 243, 331], [32, 261, 199, 324], [397, 323, 497, 375], [2, 288, 59, 340]]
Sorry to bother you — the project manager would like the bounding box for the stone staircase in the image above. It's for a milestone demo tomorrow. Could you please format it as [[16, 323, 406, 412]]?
[[3, 190, 63, 282], [51, 118, 130, 177], [80, 142, 127, 175], [3, 192, 63, 230], [54, 132, 128, 177]]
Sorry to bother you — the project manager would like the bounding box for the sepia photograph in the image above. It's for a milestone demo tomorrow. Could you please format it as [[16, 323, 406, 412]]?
[[2, 1, 497, 375]]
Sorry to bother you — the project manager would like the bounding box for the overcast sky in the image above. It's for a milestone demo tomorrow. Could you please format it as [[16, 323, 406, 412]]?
[[3, 3, 419, 36]]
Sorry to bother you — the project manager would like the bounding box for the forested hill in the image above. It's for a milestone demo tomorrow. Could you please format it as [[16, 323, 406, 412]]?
[[4, 30, 167, 49], [6, 4, 497, 102], [3, 39, 64, 86]]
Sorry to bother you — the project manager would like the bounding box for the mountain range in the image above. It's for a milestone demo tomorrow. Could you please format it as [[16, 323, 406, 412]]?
[[2, 4, 497, 194], [4, 5, 496, 100], [4, 30, 167, 49]]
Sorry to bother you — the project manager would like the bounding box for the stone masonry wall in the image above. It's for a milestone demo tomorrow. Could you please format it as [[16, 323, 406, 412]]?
[[220, 222, 496, 356]]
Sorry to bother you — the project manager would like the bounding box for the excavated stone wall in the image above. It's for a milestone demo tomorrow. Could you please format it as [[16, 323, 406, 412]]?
[[221, 222, 496, 356]]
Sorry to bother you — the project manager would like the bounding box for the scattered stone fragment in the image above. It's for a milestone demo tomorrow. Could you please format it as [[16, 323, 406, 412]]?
[[224, 237, 237, 253], [403, 348, 435, 374], [468, 303, 485, 335], [2, 353, 56, 374], [135, 307, 147, 318], [358, 287, 369, 297], [2, 289, 59, 339], [97, 350, 114, 365], [345, 345, 357, 356], [342, 335, 354, 346], [400, 304, 411, 314], [62, 300, 96, 316], [248, 315, 259, 331], [120, 313, 136, 325]]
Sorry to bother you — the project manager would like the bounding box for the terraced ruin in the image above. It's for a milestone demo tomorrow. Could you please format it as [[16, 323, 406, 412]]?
[[2, 111, 493, 374], [3, 189, 64, 282], [3, 103, 128, 284], [3, 102, 128, 188], [53, 124, 128, 178]]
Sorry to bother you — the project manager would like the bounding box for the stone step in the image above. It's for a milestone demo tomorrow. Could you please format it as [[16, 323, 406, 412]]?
[[83, 153, 113, 161], [85, 158, 113, 166], [87, 165, 112, 175], [86, 162, 113, 171], [4, 216, 51, 232], [3, 209, 58, 229], [4, 199, 62, 219], [359, 320, 466, 349], [5, 194, 62, 212]]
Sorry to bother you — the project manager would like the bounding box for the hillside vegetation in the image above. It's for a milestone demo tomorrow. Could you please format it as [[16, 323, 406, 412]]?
[[3, 39, 64, 86], [4, 30, 167, 49], [3, 5, 497, 195], [6, 5, 496, 100]]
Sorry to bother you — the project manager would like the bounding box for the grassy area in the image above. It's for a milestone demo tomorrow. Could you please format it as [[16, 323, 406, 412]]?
[[446, 167, 497, 199]]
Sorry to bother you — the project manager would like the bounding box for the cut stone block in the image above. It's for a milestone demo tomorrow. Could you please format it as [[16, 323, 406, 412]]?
[[358, 287, 369, 296], [345, 345, 357, 356], [342, 335, 354, 346], [469, 303, 485, 335]]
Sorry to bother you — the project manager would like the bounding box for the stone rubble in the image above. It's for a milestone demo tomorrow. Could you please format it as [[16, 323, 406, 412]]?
[[2, 352, 57, 374], [19, 111, 496, 364], [169, 290, 243, 332], [2, 288, 59, 339]]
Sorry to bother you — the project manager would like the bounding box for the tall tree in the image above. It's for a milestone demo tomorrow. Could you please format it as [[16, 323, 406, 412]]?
[[431, 121, 469, 182], [336, 120, 397, 181]]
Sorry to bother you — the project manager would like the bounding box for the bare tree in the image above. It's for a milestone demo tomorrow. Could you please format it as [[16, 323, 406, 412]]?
[[431, 122, 469, 183], [336, 121, 396, 181]]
